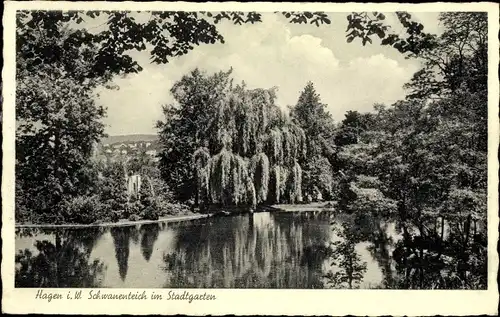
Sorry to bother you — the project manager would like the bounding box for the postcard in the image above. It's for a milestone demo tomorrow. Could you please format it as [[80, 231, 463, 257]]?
[[2, 1, 499, 315]]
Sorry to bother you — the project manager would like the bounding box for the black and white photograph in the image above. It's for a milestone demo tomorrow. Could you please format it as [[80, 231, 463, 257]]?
[[2, 1, 498, 315]]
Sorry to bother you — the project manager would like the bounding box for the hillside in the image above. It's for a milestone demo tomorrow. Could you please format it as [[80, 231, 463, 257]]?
[[101, 134, 158, 145]]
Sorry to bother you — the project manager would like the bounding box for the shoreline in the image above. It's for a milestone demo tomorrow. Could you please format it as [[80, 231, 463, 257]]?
[[15, 213, 212, 229], [15, 202, 336, 229]]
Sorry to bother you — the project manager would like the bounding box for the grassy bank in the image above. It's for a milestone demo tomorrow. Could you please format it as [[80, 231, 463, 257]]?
[[15, 199, 197, 227], [15, 213, 212, 229], [15, 203, 336, 228]]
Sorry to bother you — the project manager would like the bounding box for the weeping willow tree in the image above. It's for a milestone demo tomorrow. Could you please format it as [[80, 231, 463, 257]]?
[[208, 148, 256, 207], [198, 87, 305, 208], [289, 161, 303, 204], [193, 147, 211, 207], [250, 152, 270, 204], [160, 68, 307, 208]]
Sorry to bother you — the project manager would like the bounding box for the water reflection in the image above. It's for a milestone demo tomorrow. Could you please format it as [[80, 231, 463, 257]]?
[[110, 227, 132, 281], [162, 212, 331, 288], [140, 224, 160, 262], [323, 220, 368, 289], [389, 215, 487, 289], [15, 227, 106, 288], [14, 210, 486, 289], [365, 223, 398, 288]]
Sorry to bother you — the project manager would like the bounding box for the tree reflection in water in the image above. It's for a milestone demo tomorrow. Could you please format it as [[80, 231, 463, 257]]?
[[140, 223, 161, 262], [15, 227, 106, 288], [390, 215, 487, 289], [162, 211, 332, 288], [110, 226, 136, 281], [14, 210, 485, 289], [340, 211, 487, 290], [345, 212, 398, 288], [323, 220, 368, 289], [365, 223, 397, 288]]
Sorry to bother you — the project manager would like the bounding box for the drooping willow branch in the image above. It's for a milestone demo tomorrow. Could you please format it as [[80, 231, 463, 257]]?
[[190, 83, 306, 207]]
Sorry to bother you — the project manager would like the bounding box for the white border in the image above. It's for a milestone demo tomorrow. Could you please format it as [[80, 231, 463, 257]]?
[[2, 2, 499, 315]]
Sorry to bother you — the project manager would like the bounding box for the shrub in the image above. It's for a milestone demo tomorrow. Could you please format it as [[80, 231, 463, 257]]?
[[58, 195, 108, 224], [111, 209, 125, 222], [140, 206, 159, 220], [158, 202, 191, 216], [128, 214, 141, 222], [125, 201, 144, 219]]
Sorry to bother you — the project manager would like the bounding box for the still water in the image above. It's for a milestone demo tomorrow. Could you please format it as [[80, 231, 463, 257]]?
[[15, 211, 402, 288]]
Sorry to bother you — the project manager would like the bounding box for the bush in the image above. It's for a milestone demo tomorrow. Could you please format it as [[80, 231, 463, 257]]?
[[125, 201, 144, 219], [128, 214, 141, 222], [111, 209, 125, 222], [158, 202, 191, 216], [141, 196, 156, 208], [58, 195, 109, 224], [15, 204, 44, 224], [16, 185, 67, 224], [124, 199, 163, 221], [140, 206, 159, 220]]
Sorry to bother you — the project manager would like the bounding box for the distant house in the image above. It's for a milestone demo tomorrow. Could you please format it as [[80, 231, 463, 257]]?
[[105, 149, 112, 154], [146, 149, 157, 157], [145, 142, 152, 147], [112, 143, 127, 149], [121, 149, 128, 155], [128, 143, 137, 148]]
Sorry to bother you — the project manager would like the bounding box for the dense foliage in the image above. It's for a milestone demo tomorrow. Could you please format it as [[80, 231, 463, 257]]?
[[15, 228, 107, 287], [333, 12, 488, 289], [157, 69, 307, 209], [290, 83, 336, 201]]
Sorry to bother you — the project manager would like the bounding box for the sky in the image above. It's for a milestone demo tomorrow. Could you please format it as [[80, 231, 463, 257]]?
[[90, 12, 444, 136]]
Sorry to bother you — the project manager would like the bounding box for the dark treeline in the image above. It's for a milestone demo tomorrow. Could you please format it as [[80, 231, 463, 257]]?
[[332, 12, 488, 289], [13, 11, 488, 289]]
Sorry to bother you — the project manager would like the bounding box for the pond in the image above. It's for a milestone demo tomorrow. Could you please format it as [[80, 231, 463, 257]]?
[[15, 210, 404, 288]]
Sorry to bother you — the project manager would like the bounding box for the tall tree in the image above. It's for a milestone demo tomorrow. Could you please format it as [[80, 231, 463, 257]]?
[[403, 12, 488, 100], [156, 68, 234, 203], [290, 82, 336, 200], [158, 69, 307, 208], [334, 110, 376, 147], [332, 11, 488, 289], [15, 23, 106, 221]]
